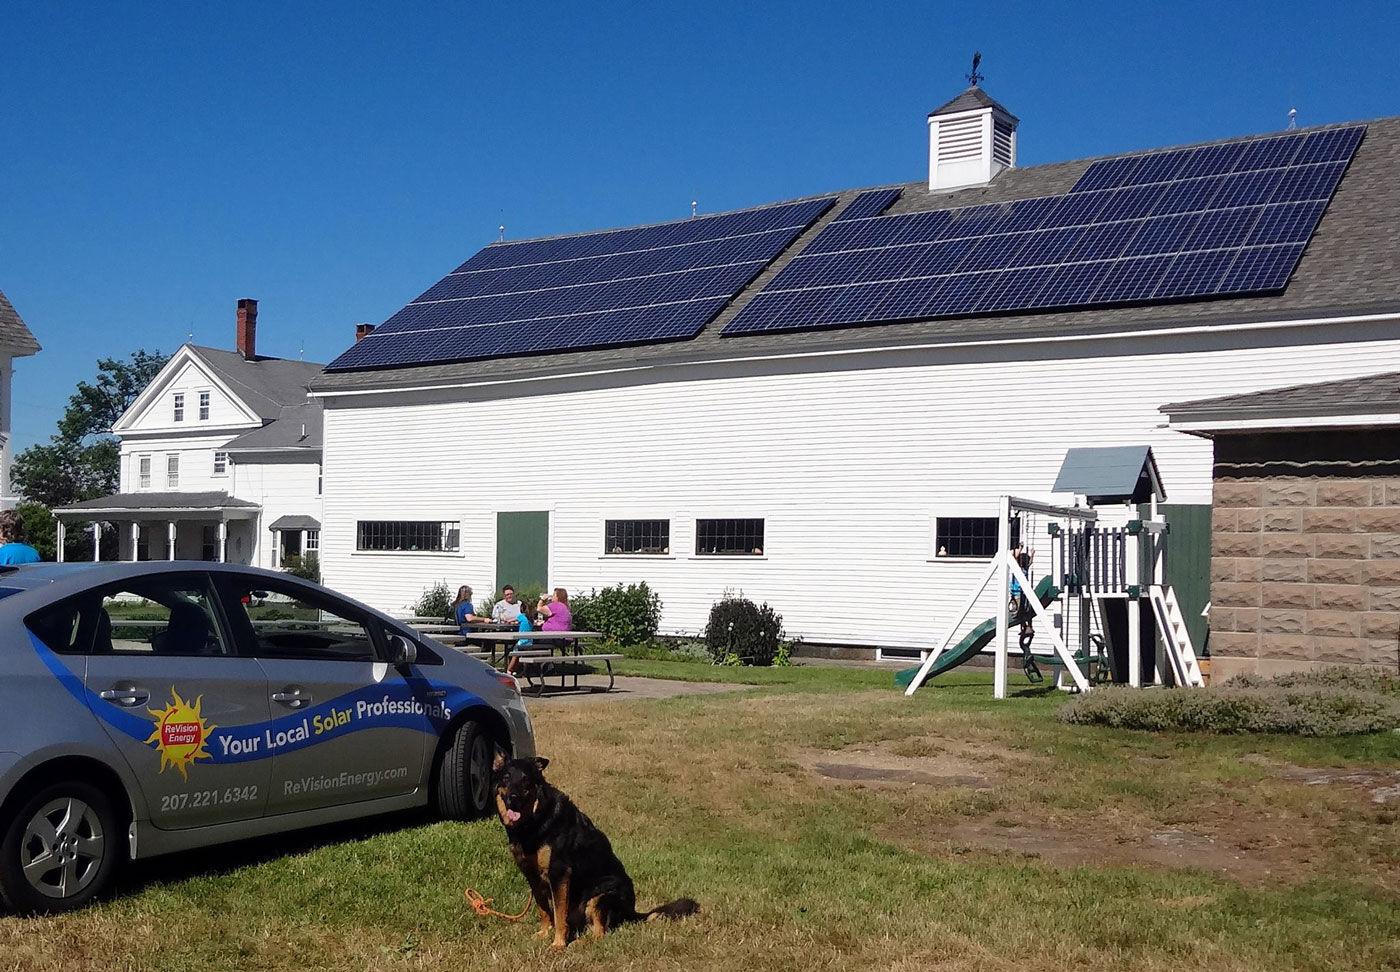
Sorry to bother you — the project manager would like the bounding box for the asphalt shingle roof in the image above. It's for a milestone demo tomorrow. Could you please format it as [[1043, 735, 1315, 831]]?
[[1162, 370, 1400, 417], [54, 491, 260, 514], [929, 85, 1018, 120], [312, 116, 1400, 395], [183, 345, 324, 449], [0, 289, 41, 356]]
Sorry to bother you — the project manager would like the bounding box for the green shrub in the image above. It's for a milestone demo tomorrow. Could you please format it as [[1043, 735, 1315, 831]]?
[[282, 553, 320, 584], [1059, 682, 1400, 737], [412, 581, 453, 620], [703, 595, 785, 666], [572, 582, 662, 646], [1226, 665, 1400, 695]]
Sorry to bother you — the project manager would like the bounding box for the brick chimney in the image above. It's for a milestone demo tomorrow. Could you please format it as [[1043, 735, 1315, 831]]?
[[236, 298, 258, 359], [355, 322, 376, 342]]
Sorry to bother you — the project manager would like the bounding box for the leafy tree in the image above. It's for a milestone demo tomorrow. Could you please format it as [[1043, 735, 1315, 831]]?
[[11, 350, 169, 560]]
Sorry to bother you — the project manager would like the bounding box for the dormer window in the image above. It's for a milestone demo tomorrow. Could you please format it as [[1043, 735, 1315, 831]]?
[[173, 393, 185, 422], [199, 391, 210, 421]]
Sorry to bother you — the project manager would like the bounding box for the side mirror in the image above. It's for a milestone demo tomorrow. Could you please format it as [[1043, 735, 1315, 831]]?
[[388, 634, 418, 666]]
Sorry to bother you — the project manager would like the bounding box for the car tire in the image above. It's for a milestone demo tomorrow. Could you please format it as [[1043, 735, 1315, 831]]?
[[435, 719, 496, 820], [0, 780, 121, 914]]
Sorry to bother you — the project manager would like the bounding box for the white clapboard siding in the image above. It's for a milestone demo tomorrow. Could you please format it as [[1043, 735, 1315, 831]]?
[[230, 460, 323, 568], [319, 326, 1400, 646], [121, 358, 256, 434], [120, 435, 240, 494]]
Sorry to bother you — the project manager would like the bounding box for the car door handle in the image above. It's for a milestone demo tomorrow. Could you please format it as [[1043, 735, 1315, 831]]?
[[99, 686, 150, 707], [271, 687, 311, 708]]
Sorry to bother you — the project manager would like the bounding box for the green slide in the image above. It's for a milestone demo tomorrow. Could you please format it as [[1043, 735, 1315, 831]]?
[[895, 576, 1059, 691]]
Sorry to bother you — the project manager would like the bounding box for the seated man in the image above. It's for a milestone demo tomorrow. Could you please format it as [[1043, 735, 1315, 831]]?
[[491, 585, 522, 624]]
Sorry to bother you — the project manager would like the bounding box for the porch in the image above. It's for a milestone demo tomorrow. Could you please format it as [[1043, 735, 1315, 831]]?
[[52, 492, 261, 563]]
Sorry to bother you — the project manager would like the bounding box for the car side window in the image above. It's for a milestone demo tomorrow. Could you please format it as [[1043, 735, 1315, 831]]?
[[224, 576, 380, 662], [25, 599, 88, 655], [98, 577, 234, 657]]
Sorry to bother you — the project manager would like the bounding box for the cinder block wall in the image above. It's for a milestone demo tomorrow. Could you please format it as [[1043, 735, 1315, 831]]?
[[1208, 430, 1400, 678]]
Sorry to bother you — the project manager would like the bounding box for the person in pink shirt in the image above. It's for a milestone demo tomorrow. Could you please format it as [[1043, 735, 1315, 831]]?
[[537, 587, 573, 631]]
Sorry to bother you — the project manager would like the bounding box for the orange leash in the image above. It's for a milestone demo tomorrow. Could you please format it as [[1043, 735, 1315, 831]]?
[[465, 886, 534, 922]]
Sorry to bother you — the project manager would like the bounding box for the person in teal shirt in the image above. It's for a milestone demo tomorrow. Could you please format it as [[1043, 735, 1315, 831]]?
[[0, 511, 41, 565]]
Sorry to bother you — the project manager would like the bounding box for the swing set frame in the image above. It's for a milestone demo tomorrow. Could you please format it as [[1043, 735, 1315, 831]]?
[[903, 496, 1099, 700]]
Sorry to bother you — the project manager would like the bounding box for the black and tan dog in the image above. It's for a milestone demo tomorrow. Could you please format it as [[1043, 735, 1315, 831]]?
[[492, 753, 699, 949]]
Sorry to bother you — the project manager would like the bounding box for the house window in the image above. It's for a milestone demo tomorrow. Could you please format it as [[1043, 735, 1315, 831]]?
[[305, 530, 320, 553], [605, 519, 670, 555], [172, 393, 184, 422], [355, 520, 460, 553], [198, 391, 210, 420], [166, 454, 180, 488], [137, 455, 151, 490], [935, 516, 1020, 559], [695, 518, 765, 556], [213, 451, 229, 476], [316, 463, 322, 496], [279, 529, 303, 567]]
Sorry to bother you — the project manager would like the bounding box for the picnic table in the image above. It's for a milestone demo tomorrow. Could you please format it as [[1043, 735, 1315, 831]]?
[[454, 630, 620, 694]]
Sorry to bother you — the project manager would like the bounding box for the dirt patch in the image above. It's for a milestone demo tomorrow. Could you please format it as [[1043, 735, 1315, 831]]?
[[904, 818, 1303, 885], [1244, 754, 1400, 804], [797, 736, 1018, 790]]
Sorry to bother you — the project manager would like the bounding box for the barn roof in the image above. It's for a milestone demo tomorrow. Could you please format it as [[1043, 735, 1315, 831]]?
[[312, 115, 1400, 395]]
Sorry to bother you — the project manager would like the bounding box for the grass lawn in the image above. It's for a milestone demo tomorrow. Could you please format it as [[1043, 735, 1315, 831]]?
[[4, 662, 1399, 971]]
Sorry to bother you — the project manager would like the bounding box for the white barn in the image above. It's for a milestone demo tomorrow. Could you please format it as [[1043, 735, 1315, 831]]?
[[309, 89, 1400, 663]]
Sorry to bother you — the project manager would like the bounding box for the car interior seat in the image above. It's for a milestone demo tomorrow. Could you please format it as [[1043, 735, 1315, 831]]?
[[151, 601, 213, 655]]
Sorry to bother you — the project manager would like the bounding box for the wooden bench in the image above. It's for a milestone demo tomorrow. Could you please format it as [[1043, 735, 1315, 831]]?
[[513, 653, 624, 694]]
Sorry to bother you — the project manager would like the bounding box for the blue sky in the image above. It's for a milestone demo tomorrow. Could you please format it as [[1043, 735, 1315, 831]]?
[[3, 1, 1398, 450]]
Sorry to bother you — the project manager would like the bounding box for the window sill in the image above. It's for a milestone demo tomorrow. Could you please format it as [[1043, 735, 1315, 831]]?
[[688, 555, 769, 561], [599, 554, 677, 561], [927, 556, 996, 563], [351, 549, 465, 558]]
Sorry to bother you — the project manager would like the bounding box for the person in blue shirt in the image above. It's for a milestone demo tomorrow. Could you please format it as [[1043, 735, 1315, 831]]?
[[0, 511, 41, 565], [505, 602, 535, 674], [450, 585, 486, 633]]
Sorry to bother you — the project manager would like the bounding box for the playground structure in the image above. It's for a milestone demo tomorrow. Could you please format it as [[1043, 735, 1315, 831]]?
[[899, 447, 1205, 699]]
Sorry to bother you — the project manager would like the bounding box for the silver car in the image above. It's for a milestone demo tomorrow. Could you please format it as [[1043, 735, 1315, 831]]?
[[0, 561, 535, 913]]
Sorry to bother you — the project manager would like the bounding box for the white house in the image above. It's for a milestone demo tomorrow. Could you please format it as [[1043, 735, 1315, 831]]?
[[308, 86, 1400, 658], [0, 289, 43, 508], [55, 300, 325, 569]]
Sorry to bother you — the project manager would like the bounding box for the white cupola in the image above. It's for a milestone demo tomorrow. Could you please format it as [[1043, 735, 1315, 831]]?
[[927, 84, 1018, 192]]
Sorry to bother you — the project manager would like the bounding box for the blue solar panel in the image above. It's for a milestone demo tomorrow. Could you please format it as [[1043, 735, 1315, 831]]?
[[722, 126, 1363, 337], [834, 188, 903, 222], [329, 197, 835, 370]]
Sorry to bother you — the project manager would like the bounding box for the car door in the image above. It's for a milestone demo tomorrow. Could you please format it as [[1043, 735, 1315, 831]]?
[[215, 572, 429, 815], [79, 571, 272, 829]]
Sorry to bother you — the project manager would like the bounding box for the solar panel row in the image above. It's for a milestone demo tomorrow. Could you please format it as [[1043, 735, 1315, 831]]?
[[832, 187, 903, 222], [326, 197, 836, 371], [1069, 126, 1364, 192], [724, 244, 1305, 336], [453, 198, 836, 273], [722, 126, 1363, 337]]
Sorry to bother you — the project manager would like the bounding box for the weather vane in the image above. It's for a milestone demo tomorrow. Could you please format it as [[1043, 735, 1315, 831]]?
[[966, 51, 984, 87]]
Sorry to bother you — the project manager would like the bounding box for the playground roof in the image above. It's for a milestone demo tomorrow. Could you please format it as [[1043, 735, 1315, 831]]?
[[1053, 446, 1164, 504], [313, 115, 1400, 395]]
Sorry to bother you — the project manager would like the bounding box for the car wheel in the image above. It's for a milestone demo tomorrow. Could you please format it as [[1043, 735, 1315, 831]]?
[[435, 719, 496, 820], [0, 781, 120, 914]]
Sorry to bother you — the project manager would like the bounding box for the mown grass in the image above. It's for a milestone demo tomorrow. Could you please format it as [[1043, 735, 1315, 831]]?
[[3, 664, 1398, 971]]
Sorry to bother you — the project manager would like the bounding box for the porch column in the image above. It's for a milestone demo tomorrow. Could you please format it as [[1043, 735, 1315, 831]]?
[[167, 521, 177, 561], [92, 522, 101, 562], [218, 520, 228, 563], [130, 522, 139, 562], [55, 520, 66, 563]]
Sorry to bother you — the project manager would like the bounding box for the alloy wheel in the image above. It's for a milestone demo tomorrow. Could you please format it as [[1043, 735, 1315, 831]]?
[[20, 797, 106, 900]]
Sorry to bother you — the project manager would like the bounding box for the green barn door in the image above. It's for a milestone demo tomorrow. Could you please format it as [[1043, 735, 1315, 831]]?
[[1162, 503, 1212, 654], [496, 511, 550, 593]]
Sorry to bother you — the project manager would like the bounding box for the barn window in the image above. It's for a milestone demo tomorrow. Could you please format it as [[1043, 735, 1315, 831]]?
[[355, 520, 460, 553], [934, 516, 1019, 558], [604, 519, 669, 555], [695, 518, 765, 556]]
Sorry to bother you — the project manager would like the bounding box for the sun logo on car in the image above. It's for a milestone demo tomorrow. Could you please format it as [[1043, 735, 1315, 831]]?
[[146, 688, 216, 778]]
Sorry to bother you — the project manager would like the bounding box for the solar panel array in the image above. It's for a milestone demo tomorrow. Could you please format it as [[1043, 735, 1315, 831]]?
[[721, 126, 1364, 337], [327, 197, 836, 370]]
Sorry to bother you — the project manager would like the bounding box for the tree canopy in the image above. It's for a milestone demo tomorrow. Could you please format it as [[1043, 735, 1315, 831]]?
[[12, 349, 169, 557]]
